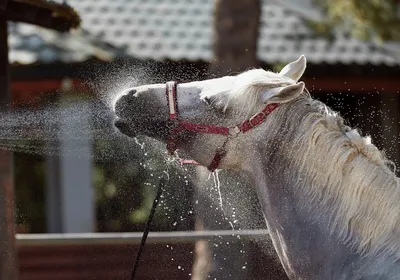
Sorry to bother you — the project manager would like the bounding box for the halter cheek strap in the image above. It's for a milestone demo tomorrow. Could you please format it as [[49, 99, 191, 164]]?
[[165, 81, 279, 172], [166, 81, 179, 153]]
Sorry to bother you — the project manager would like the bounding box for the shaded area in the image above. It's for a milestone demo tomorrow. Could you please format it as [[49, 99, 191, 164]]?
[[6, 0, 80, 32]]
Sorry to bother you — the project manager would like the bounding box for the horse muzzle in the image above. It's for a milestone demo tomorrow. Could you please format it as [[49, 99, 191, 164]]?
[[113, 89, 138, 120]]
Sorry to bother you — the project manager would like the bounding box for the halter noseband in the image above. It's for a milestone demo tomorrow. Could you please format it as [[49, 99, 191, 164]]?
[[165, 81, 279, 172]]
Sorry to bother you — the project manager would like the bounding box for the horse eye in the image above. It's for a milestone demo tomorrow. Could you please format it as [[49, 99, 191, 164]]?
[[204, 97, 212, 105]]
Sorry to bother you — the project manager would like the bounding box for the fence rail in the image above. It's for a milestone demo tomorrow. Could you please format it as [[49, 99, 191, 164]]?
[[16, 230, 288, 280], [16, 229, 269, 246]]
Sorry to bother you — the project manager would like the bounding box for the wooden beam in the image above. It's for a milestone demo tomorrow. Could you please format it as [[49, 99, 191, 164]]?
[[0, 0, 8, 12], [380, 93, 400, 171], [6, 0, 80, 32], [10, 79, 91, 108], [0, 15, 18, 280], [7, 75, 399, 110], [303, 77, 399, 93], [11, 79, 89, 93]]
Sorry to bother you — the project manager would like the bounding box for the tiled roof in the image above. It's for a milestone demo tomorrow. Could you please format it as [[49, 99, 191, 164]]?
[[9, 0, 400, 66], [9, 23, 115, 65], [65, 0, 399, 66]]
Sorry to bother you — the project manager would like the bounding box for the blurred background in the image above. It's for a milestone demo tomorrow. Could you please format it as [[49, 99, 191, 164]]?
[[0, 0, 399, 279]]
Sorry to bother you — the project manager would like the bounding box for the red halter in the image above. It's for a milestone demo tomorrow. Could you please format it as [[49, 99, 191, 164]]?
[[165, 81, 279, 172]]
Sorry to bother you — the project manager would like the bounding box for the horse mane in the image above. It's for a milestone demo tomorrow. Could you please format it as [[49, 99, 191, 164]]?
[[201, 69, 295, 120], [271, 95, 400, 259], [221, 68, 400, 258]]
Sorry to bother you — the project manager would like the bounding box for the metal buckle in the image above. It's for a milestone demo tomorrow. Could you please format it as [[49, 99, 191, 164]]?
[[249, 112, 265, 127]]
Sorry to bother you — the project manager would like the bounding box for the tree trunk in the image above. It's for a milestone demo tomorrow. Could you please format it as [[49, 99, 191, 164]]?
[[210, 0, 261, 75]]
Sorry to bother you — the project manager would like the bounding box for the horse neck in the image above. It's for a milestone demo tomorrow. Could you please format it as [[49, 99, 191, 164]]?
[[244, 97, 400, 261]]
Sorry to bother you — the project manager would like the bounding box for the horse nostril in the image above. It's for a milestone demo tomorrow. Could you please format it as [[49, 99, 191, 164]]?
[[123, 89, 137, 102], [115, 89, 138, 114], [204, 97, 212, 105], [128, 89, 137, 97]]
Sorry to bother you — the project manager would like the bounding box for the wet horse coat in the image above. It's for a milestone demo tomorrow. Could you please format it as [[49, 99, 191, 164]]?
[[113, 56, 400, 279]]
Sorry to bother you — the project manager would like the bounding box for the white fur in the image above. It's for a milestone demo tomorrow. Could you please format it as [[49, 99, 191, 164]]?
[[265, 96, 400, 258], [279, 54, 307, 81], [199, 59, 400, 259]]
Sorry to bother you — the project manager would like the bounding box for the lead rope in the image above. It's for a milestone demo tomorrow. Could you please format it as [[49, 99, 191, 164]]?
[[130, 176, 166, 280]]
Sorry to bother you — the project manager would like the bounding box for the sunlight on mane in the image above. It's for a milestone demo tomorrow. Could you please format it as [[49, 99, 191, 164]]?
[[201, 68, 400, 258], [266, 95, 400, 258], [201, 69, 295, 120]]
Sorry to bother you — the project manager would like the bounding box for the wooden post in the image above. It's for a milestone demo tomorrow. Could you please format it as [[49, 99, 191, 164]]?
[[0, 13, 18, 280], [380, 93, 400, 173], [0, 0, 7, 11]]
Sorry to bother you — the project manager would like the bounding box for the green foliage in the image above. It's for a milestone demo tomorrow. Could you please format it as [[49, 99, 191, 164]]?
[[14, 152, 46, 233], [312, 0, 400, 41], [93, 138, 195, 232], [13, 137, 194, 233]]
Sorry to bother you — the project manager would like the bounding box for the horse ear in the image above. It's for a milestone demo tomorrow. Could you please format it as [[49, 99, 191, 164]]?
[[279, 55, 306, 81], [260, 82, 305, 104]]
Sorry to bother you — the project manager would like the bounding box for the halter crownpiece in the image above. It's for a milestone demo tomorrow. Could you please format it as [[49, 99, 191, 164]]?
[[165, 81, 279, 172]]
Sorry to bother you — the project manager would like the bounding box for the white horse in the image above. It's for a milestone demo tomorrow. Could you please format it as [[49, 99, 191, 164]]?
[[113, 55, 400, 279]]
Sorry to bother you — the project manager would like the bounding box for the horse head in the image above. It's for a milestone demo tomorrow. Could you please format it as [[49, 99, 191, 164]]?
[[114, 55, 306, 170]]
